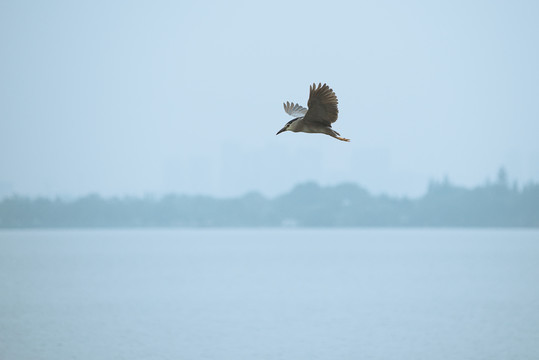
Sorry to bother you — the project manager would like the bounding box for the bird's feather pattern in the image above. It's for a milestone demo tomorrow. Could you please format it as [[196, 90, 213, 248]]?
[[304, 83, 339, 125], [283, 101, 308, 117]]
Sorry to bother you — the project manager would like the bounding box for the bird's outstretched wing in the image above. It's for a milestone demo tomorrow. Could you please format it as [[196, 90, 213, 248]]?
[[304, 83, 339, 125], [283, 101, 308, 117]]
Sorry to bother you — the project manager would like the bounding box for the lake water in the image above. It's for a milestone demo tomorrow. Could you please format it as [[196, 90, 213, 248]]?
[[0, 229, 538, 360]]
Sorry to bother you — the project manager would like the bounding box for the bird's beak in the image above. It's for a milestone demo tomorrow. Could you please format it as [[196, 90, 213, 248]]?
[[276, 127, 286, 135]]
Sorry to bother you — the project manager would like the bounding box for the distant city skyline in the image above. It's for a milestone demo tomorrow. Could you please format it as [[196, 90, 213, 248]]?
[[1, 1, 538, 198]]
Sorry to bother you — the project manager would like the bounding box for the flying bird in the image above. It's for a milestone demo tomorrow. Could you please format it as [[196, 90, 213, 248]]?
[[276, 83, 349, 142]]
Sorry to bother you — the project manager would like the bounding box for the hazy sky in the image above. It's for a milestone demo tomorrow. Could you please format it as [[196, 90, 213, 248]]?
[[1, 0, 538, 198]]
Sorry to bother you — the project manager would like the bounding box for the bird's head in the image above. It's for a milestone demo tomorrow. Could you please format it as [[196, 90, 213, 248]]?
[[276, 118, 299, 135]]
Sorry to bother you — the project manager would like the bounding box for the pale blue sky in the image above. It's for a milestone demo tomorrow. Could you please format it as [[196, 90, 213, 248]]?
[[1, 0, 538, 198]]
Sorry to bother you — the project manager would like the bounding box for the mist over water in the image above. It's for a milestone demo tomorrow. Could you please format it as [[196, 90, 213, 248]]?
[[1, 229, 538, 360]]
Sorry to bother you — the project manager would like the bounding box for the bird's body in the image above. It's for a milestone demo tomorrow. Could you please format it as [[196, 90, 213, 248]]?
[[276, 83, 349, 142]]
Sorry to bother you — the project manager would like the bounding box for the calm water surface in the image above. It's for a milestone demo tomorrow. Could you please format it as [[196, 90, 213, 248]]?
[[0, 229, 538, 360]]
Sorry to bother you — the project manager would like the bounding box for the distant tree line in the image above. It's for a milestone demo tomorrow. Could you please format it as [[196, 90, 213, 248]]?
[[1, 171, 538, 228]]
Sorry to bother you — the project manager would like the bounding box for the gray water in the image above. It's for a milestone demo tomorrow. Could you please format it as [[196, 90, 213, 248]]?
[[0, 229, 538, 360]]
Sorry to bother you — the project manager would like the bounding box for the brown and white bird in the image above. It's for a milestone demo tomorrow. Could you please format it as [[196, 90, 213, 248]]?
[[276, 83, 349, 142]]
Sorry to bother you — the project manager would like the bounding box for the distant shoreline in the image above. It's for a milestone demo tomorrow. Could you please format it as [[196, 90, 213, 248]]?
[[1, 178, 538, 229]]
